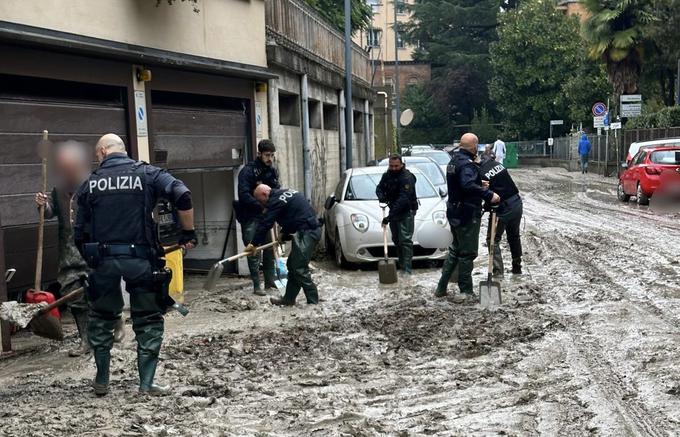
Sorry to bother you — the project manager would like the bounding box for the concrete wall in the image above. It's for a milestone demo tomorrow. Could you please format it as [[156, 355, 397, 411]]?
[[0, 0, 267, 68]]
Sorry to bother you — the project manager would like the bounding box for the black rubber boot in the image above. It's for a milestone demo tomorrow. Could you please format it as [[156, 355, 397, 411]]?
[[92, 350, 110, 396], [138, 353, 169, 396], [512, 258, 522, 274], [254, 287, 268, 296], [270, 296, 294, 306], [69, 310, 91, 357]]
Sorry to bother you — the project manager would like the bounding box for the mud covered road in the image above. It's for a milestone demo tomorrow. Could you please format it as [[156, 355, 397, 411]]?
[[1, 168, 680, 436]]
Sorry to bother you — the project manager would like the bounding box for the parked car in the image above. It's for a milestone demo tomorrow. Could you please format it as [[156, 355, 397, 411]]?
[[618, 145, 680, 205], [378, 156, 447, 196], [323, 166, 448, 267], [411, 149, 452, 174], [626, 138, 680, 163], [401, 144, 434, 155]]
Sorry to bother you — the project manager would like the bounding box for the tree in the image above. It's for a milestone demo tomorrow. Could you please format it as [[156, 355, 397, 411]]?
[[490, 0, 585, 139], [304, 0, 372, 34], [643, 0, 680, 106], [582, 0, 657, 95], [405, 0, 501, 125], [558, 53, 611, 128], [400, 84, 452, 144], [470, 107, 499, 143]]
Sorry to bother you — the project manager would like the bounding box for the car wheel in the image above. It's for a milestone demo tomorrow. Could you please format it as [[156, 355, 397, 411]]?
[[324, 228, 335, 257], [334, 230, 350, 269], [617, 181, 630, 202], [636, 183, 650, 206]]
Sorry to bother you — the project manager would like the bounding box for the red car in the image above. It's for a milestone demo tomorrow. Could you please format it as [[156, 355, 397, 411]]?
[[618, 146, 680, 205]]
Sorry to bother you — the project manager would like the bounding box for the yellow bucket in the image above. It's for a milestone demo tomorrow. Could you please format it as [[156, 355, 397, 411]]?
[[163, 247, 184, 304]]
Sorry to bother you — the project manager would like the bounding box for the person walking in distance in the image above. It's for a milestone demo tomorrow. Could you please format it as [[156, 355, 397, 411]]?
[[578, 133, 592, 174], [245, 185, 322, 306], [35, 141, 125, 357], [74, 134, 197, 396], [375, 154, 419, 274], [435, 133, 500, 298], [481, 151, 523, 275], [236, 139, 280, 296], [493, 135, 506, 165]]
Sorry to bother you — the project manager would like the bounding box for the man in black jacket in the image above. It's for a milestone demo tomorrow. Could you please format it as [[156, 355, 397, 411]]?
[[375, 154, 418, 274], [481, 152, 523, 275], [436, 133, 500, 297], [236, 139, 280, 295]]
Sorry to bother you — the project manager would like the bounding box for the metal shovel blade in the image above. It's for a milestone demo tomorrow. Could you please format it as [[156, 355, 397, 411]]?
[[479, 279, 502, 307], [203, 262, 224, 291], [378, 259, 398, 284], [28, 313, 64, 341]]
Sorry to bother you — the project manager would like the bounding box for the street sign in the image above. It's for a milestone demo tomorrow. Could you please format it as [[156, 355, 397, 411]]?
[[548, 138, 554, 146], [610, 122, 622, 130], [592, 102, 607, 116], [603, 112, 609, 126], [550, 120, 564, 126], [593, 116, 605, 128], [621, 94, 642, 117]]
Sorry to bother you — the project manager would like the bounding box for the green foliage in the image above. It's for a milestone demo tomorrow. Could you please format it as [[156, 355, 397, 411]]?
[[303, 0, 372, 34], [582, 0, 657, 94], [405, 0, 501, 124], [400, 84, 452, 144], [490, 0, 591, 139], [626, 106, 680, 129], [470, 108, 498, 143], [558, 54, 611, 128]]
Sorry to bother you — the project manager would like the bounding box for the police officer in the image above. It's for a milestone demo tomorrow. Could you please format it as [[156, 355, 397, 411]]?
[[74, 134, 197, 396], [236, 139, 280, 295], [245, 184, 321, 306], [435, 133, 500, 298], [375, 154, 418, 274], [481, 151, 523, 275]]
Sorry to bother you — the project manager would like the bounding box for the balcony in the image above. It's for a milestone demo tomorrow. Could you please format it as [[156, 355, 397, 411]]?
[[265, 0, 372, 85]]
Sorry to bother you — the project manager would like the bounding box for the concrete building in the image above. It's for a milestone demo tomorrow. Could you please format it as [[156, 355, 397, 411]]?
[[556, 0, 589, 22]]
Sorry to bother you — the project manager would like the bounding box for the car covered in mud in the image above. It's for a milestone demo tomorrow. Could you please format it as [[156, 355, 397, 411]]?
[[618, 145, 680, 205], [323, 166, 449, 267]]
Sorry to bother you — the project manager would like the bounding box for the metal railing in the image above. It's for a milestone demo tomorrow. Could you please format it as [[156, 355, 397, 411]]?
[[265, 0, 372, 84]]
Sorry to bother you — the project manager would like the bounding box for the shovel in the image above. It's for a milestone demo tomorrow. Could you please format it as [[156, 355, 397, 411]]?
[[378, 206, 398, 284], [271, 228, 287, 291], [204, 241, 277, 291], [479, 209, 502, 307]]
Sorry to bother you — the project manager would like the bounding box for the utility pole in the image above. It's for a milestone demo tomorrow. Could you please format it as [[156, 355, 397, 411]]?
[[393, 0, 400, 149], [344, 0, 353, 169]]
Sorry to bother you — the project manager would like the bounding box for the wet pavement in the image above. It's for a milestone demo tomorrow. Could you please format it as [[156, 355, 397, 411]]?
[[1, 167, 679, 436]]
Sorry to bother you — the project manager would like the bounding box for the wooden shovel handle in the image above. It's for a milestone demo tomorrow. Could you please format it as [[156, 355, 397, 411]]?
[[35, 130, 49, 291], [38, 287, 84, 315], [488, 211, 498, 276], [224, 241, 277, 263]]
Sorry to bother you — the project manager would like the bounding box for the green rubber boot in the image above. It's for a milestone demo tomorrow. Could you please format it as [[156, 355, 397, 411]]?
[[92, 350, 110, 396], [138, 353, 169, 396]]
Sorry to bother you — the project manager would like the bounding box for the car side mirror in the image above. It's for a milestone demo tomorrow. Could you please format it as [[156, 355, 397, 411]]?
[[324, 195, 336, 210], [438, 187, 447, 198]]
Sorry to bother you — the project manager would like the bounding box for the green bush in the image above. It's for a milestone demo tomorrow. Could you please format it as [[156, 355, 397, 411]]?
[[627, 106, 680, 129]]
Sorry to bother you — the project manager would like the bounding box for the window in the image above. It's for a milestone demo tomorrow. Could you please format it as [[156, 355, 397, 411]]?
[[650, 150, 680, 165], [323, 103, 339, 130], [308, 99, 322, 129], [395, 0, 406, 14], [278, 92, 300, 126], [407, 76, 419, 87], [367, 28, 382, 48], [633, 151, 647, 166], [396, 31, 405, 48], [366, 0, 380, 13], [353, 110, 364, 133]]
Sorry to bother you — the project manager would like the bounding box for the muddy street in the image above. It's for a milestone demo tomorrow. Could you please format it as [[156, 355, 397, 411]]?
[[1, 168, 680, 436]]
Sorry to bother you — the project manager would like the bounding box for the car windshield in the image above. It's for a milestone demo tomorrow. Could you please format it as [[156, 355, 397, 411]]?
[[650, 150, 680, 165], [345, 173, 438, 200], [407, 162, 445, 186], [413, 151, 451, 166]]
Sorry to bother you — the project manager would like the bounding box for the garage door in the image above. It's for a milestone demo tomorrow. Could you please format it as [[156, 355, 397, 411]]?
[[150, 90, 248, 170], [0, 73, 127, 294]]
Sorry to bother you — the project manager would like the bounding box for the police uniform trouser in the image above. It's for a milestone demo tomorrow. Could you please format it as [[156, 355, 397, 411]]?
[[389, 212, 414, 273], [436, 212, 482, 295], [242, 218, 276, 290], [486, 196, 523, 273], [88, 257, 163, 388], [282, 228, 321, 304]]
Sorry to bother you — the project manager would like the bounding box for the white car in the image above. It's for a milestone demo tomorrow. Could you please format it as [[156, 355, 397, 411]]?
[[323, 166, 449, 267]]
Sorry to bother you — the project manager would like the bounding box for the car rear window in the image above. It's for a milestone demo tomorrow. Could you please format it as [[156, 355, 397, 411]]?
[[413, 151, 451, 166], [345, 173, 438, 201], [650, 150, 680, 165]]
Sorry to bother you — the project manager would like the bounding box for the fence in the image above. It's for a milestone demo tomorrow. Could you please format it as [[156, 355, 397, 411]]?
[[624, 127, 680, 146], [265, 0, 372, 84]]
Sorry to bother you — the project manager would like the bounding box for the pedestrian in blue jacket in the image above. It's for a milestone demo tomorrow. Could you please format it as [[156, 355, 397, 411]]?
[[578, 134, 592, 174]]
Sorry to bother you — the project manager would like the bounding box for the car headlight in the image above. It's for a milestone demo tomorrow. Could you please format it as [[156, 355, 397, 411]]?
[[350, 213, 369, 233], [432, 210, 447, 227]]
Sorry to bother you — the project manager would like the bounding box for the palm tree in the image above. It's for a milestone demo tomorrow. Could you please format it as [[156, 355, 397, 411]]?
[[582, 0, 657, 95]]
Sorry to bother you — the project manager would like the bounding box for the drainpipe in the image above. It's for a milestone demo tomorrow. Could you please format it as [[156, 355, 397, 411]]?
[[301, 74, 312, 201], [377, 91, 389, 156], [363, 99, 370, 164], [339, 89, 347, 172], [344, 0, 353, 169]]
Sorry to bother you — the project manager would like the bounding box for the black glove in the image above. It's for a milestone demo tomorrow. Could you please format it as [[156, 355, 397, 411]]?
[[382, 217, 390, 226], [179, 229, 198, 246]]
